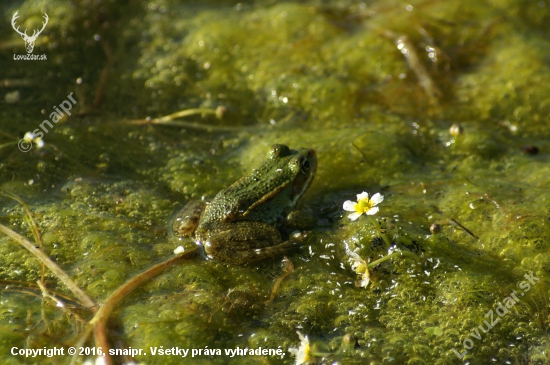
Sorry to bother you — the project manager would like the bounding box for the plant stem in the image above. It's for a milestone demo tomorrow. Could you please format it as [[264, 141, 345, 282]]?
[[368, 215, 392, 248], [0, 141, 17, 149], [0, 223, 96, 310], [87, 249, 198, 365], [368, 250, 419, 268], [1, 191, 47, 283]]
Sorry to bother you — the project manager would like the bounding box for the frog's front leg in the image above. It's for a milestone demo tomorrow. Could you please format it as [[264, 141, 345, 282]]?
[[201, 222, 305, 265]]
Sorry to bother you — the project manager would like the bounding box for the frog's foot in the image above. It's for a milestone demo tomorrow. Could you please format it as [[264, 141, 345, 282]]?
[[288, 230, 310, 244], [220, 239, 299, 265]]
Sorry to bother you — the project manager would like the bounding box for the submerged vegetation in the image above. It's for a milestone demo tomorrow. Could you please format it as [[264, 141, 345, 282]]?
[[1, 0, 550, 364]]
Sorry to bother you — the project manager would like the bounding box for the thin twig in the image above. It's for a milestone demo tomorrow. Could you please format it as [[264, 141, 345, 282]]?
[[127, 107, 295, 131], [0, 223, 96, 310], [450, 218, 479, 239], [394, 34, 441, 105], [0, 279, 85, 304], [266, 257, 294, 302], [127, 106, 248, 131], [0, 141, 18, 149], [6, 288, 44, 300], [0, 78, 33, 87], [368, 24, 441, 106], [81, 249, 198, 365], [70, 326, 93, 365], [146, 107, 218, 123], [128, 118, 251, 131], [1, 191, 47, 283], [92, 36, 115, 109], [37, 281, 87, 323], [351, 140, 370, 162]]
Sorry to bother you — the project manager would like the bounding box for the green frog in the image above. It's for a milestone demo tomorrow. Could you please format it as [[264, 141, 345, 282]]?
[[172, 144, 317, 264]]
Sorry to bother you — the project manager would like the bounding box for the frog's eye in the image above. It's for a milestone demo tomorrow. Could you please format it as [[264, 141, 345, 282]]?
[[300, 157, 310, 173], [269, 144, 290, 158]]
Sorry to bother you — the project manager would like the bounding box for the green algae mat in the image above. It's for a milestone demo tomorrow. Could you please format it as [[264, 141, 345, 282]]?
[[1, 0, 550, 364]]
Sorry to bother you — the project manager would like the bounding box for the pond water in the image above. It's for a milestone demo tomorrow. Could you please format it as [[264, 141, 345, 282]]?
[[1, 0, 550, 364]]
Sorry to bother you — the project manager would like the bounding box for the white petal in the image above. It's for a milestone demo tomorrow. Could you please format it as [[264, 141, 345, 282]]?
[[359, 274, 370, 288], [365, 206, 379, 215], [356, 191, 369, 201], [23, 131, 35, 142], [343, 200, 356, 211], [348, 212, 362, 221], [173, 246, 185, 255], [346, 244, 365, 268], [370, 193, 384, 205], [35, 138, 45, 148], [346, 250, 362, 261]]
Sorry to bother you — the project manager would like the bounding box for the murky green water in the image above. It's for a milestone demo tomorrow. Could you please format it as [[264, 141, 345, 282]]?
[[1, 0, 550, 364]]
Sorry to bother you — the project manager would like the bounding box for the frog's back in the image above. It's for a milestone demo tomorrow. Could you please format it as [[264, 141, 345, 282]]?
[[198, 144, 316, 230], [201, 167, 295, 226]]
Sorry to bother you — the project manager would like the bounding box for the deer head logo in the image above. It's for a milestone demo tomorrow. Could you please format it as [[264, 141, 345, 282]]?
[[11, 11, 49, 54]]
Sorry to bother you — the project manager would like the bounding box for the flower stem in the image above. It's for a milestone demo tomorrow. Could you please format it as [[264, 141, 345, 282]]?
[[368, 250, 419, 268], [368, 215, 392, 249], [0, 141, 17, 149]]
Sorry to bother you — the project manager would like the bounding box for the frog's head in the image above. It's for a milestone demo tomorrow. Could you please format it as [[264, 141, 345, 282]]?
[[267, 144, 317, 206], [212, 144, 317, 224]]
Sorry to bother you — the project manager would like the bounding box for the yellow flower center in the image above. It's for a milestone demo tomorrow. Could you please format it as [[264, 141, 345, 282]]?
[[355, 198, 374, 214], [355, 262, 367, 274]]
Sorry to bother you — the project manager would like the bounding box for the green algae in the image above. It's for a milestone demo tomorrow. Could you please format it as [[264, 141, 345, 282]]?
[[1, 0, 550, 364]]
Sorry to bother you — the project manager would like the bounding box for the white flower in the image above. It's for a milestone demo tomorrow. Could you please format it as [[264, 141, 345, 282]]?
[[288, 331, 311, 365], [345, 244, 370, 288], [23, 132, 35, 142], [343, 192, 384, 221], [23, 131, 45, 149]]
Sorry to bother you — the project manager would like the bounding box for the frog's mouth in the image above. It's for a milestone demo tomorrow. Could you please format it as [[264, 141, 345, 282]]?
[[290, 149, 316, 205]]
